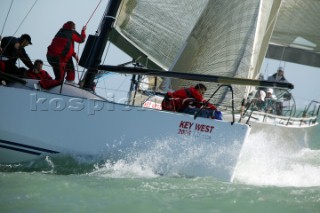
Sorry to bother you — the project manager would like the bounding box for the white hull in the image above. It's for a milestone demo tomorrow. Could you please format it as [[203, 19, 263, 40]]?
[[0, 81, 250, 181], [224, 111, 318, 149], [247, 120, 313, 149]]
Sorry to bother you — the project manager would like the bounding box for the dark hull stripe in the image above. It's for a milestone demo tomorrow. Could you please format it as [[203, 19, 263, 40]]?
[[0, 139, 59, 154], [0, 144, 41, 155]]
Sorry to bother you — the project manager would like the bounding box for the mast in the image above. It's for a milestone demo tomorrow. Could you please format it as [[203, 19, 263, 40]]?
[[81, 0, 122, 90]]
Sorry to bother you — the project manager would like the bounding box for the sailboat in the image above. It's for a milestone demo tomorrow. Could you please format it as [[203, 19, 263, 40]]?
[[0, 0, 318, 181]]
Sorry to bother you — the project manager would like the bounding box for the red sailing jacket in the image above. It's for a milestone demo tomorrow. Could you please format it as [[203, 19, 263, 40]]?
[[162, 87, 217, 112], [26, 70, 52, 80], [47, 22, 86, 62]]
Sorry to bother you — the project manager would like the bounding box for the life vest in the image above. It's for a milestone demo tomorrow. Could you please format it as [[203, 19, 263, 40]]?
[[162, 87, 217, 112], [47, 22, 86, 62], [161, 88, 200, 112], [161, 92, 177, 111]]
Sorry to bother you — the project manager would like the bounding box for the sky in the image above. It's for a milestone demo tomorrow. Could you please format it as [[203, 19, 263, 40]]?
[[1, 0, 319, 108]]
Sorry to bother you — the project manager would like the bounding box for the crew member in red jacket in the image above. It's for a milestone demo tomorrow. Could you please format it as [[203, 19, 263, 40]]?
[[43, 21, 86, 89], [26, 59, 52, 80], [27, 60, 57, 90], [162, 83, 222, 119]]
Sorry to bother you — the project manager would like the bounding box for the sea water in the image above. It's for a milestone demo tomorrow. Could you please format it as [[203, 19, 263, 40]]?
[[1, 125, 320, 213]]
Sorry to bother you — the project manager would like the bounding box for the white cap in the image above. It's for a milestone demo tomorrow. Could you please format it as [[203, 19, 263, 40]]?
[[267, 88, 273, 94]]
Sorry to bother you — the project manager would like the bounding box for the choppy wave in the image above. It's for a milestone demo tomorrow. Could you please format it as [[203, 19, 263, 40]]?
[[0, 137, 242, 180], [1, 129, 319, 187], [0, 155, 97, 174], [234, 131, 320, 187]]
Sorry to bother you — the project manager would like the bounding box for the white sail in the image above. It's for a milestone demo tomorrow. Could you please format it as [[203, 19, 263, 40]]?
[[111, 0, 209, 70]]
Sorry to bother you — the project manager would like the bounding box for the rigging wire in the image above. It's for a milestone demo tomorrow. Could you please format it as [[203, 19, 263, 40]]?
[[76, 0, 103, 82], [1, 0, 38, 61], [12, 0, 38, 37], [279, 46, 287, 69], [94, 41, 111, 86], [85, 0, 103, 27], [0, 0, 14, 37], [76, 44, 81, 82]]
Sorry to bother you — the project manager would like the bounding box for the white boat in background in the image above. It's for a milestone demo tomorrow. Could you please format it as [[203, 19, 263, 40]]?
[[237, 88, 319, 128], [0, 0, 319, 181], [233, 88, 319, 147]]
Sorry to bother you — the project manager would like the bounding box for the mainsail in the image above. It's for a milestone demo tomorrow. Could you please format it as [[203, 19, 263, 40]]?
[[108, 0, 282, 110]]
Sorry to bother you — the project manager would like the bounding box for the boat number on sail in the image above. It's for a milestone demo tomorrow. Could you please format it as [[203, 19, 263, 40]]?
[[177, 121, 214, 139]]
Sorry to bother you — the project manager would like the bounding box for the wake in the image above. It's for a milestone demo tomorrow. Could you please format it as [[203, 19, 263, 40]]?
[[233, 131, 320, 187]]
